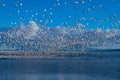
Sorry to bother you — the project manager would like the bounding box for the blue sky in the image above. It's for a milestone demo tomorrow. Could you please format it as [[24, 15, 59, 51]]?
[[0, 0, 120, 30]]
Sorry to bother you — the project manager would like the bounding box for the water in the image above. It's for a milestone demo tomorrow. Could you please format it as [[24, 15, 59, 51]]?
[[0, 53, 120, 80]]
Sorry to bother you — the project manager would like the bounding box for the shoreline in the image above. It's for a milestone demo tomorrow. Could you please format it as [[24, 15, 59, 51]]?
[[0, 50, 120, 54], [0, 51, 120, 59]]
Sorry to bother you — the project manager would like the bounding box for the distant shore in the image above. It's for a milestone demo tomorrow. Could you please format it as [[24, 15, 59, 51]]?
[[0, 50, 120, 54], [0, 50, 120, 59]]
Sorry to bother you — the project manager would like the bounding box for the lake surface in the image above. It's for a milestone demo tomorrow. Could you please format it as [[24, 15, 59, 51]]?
[[0, 53, 120, 80]]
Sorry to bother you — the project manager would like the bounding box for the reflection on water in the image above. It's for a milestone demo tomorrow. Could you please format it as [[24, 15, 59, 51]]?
[[1, 74, 118, 80], [0, 54, 120, 80]]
